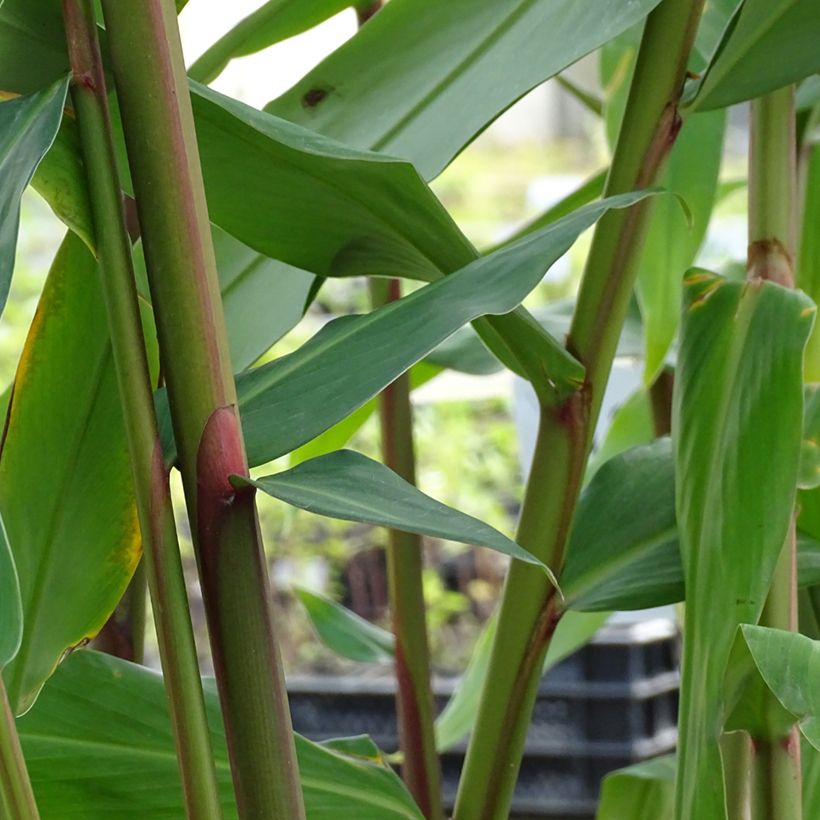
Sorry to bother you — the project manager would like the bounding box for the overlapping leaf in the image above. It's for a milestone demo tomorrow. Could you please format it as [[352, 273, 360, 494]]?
[[596, 755, 675, 820], [0, 235, 140, 715], [17, 650, 423, 819], [0, 518, 21, 669], [673, 270, 814, 818]]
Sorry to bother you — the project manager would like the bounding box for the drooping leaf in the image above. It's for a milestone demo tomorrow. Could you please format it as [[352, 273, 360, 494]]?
[[0, 235, 141, 715], [673, 270, 814, 818], [637, 110, 726, 383], [0, 76, 69, 316], [17, 649, 423, 819], [266, 0, 663, 180], [0, 517, 21, 669], [596, 755, 675, 820], [434, 609, 609, 752], [188, 0, 355, 85], [295, 587, 394, 664], [691, 0, 820, 112], [158, 191, 649, 467], [241, 450, 555, 579]]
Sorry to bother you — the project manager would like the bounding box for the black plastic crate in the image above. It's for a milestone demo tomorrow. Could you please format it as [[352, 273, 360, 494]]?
[[287, 615, 679, 818]]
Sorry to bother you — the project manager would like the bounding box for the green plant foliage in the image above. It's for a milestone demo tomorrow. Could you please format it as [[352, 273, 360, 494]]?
[[0, 76, 68, 316], [799, 143, 820, 381], [16, 649, 424, 819], [242, 449, 553, 577], [188, 0, 356, 85], [673, 270, 814, 818], [0, 518, 21, 669], [158, 192, 650, 468], [691, 0, 820, 111], [0, 235, 142, 715], [266, 0, 663, 179], [295, 587, 394, 664], [596, 755, 675, 820], [637, 110, 725, 383]]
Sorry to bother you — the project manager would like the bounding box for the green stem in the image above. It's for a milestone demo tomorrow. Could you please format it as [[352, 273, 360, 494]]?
[[722, 731, 753, 820], [0, 676, 39, 820], [60, 2, 223, 817], [93, 559, 147, 663], [100, 2, 303, 817], [745, 85, 802, 820], [452, 2, 704, 817], [370, 278, 443, 820]]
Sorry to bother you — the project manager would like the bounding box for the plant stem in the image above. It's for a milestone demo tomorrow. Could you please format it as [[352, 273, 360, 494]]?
[[60, 2, 223, 816], [93, 559, 147, 663], [0, 676, 38, 820], [745, 84, 802, 820], [452, 2, 703, 817], [649, 366, 675, 437], [100, 2, 304, 817], [370, 278, 443, 820]]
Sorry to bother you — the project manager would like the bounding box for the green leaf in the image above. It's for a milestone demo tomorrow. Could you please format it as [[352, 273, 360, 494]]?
[[737, 625, 820, 750], [691, 0, 820, 112], [0, 517, 21, 670], [673, 270, 814, 818], [266, 0, 663, 180], [0, 1, 67, 96], [434, 608, 608, 752], [188, 0, 354, 85], [799, 142, 820, 381], [637, 110, 726, 383], [295, 587, 394, 664], [563, 439, 682, 612], [801, 385, 820, 489], [0, 235, 141, 715], [596, 755, 675, 820], [0, 76, 69, 316], [17, 649, 424, 819], [241, 450, 555, 580], [157, 191, 648, 467]]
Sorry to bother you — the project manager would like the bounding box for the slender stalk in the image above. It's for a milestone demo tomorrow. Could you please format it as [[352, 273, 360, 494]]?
[[93, 560, 147, 663], [370, 279, 443, 820], [452, 2, 704, 817], [100, 2, 304, 817], [723, 731, 753, 820], [61, 2, 223, 816], [649, 366, 674, 437], [0, 676, 38, 820], [745, 85, 802, 819]]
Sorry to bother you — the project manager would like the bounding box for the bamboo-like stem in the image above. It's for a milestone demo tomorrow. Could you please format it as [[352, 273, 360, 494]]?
[[744, 86, 802, 820], [649, 366, 675, 437], [93, 560, 147, 663], [723, 731, 753, 820], [370, 278, 443, 820], [0, 676, 39, 820], [452, 2, 704, 817], [60, 2, 223, 816], [99, 2, 304, 817]]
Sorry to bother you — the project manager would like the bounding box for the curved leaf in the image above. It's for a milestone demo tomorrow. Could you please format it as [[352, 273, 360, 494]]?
[[0, 517, 21, 669], [266, 0, 663, 179], [691, 0, 820, 112], [17, 649, 423, 819], [0, 76, 68, 316], [242, 450, 555, 580], [0, 235, 140, 715], [673, 270, 814, 818], [295, 587, 394, 664], [596, 755, 675, 820]]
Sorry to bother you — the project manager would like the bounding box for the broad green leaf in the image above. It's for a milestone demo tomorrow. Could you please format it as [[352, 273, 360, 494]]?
[[737, 625, 820, 751], [563, 439, 681, 612], [192, 82, 578, 389], [805, 737, 820, 812], [797, 75, 820, 111], [296, 587, 394, 664], [0, 77, 68, 316], [241, 450, 555, 579], [17, 649, 423, 819], [434, 609, 608, 752], [801, 385, 820, 489], [691, 0, 820, 112], [799, 142, 820, 381], [188, 0, 355, 85], [266, 0, 663, 180], [673, 270, 814, 818], [212, 226, 315, 370], [0, 517, 21, 669], [637, 110, 725, 383], [0, 1, 67, 96], [0, 235, 141, 715], [157, 191, 648, 467], [596, 755, 675, 820]]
